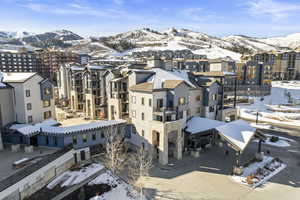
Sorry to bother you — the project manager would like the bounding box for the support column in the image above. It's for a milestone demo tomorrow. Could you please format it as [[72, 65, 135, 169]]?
[[159, 131, 168, 165], [175, 130, 182, 160]]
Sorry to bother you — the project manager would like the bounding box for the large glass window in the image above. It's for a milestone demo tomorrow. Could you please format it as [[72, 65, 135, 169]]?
[[43, 100, 51, 107]]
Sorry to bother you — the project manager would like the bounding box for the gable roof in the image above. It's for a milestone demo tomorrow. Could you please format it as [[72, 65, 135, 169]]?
[[1, 72, 37, 83], [130, 82, 153, 92]]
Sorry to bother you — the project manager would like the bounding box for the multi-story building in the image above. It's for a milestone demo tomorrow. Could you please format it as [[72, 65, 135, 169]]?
[[1, 72, 55, 124], [129, 68, 198, 165], [246, 50, 300, 80], [106, 69, 130, 121], [0, 82, 15, 150], [36, 49, 80, 80], [0, 50, 37, 73], [57, 64, 113, 119]]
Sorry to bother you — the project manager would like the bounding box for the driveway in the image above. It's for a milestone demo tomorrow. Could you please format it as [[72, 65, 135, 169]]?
[[139, 130, 300, 200]]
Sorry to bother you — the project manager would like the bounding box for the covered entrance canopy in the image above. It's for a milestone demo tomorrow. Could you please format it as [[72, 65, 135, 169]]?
[[215, 120, 256, 152], [185, 117, 263, 152]]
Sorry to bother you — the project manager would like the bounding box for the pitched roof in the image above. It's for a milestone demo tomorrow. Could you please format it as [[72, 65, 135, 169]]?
[[2, 72, 37, 83], [147, 68, 196, 89], [163, 80, 185, 89], [130, 82, 153, 92]]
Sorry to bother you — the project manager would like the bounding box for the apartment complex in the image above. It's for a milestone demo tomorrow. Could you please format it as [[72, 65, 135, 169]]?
[[244, 50, 300, 80], [0, 50, 37, 73], [0, 49, 83, 80], [36, 49, 80, 80], [0, 72, 55, 124], [57, 64, 113, 119]]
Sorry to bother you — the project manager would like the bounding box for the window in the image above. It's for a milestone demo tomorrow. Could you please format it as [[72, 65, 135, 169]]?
[[197, 107, 201, 113], [27, 103, 32, 110], [149, 99, 152, 107], [44, 111, 52, 119], [178, 97, 185, 105], [132, 110, 136, 118], [46, 137, 49, 145], [92, 133, 96, 141], [141, 97, 145, 105], [44, 88, 51, 96], [28, 115, 33, 123], [196, 96, 201, 101], [212, 94, 218, 101], [82, 134, 87, 143], [43, 100, 51, 107], [25, 90, 30, 97], [54, 137, 57, 146], [101, 132, 105, 138], [209, 106, 215, 113], [141, 112, 145, 120], [131, 96, 136, 103], [142, 130, 145, 137]]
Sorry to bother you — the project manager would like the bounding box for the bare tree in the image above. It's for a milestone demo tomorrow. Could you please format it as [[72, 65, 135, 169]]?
[[104, 125, 124, 176], [128, 147, 153, 200]]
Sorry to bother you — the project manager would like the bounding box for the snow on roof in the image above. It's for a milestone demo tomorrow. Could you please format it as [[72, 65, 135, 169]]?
[[216, 120, 256, 152], [147, 68, 195, 90], [87, 65, 107, 70], [35, 118, 61, 127], [10, 120, 126, 136], [186, 117, 257, 152], [185, 117, 225, 134], [70, 66, 84, 71], [2, 72, 37, 83], [42, 120, 126, 135]]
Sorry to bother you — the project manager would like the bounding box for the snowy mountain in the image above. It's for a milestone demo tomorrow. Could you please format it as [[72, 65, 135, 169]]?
[[0, 29, 83, 48], [258, 33, 300, 49], [1, 28, 300, 61]]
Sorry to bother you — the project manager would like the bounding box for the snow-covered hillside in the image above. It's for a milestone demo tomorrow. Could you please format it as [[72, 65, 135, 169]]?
[[223, 35, 279, 52], [1, 27, 300, 61], [259, 33, 300, 49]]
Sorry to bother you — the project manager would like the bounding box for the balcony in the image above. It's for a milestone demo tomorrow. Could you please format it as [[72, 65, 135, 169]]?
[[154, 106, 177, 115]]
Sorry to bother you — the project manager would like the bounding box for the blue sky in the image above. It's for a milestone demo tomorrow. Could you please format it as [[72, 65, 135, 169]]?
[[1, 0, 300, 37]]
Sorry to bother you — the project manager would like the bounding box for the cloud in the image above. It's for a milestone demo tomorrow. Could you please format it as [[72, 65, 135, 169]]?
[[181, 7, 223, 22], [246, 0, 300, 20], [22, 2, 135, 19], [112, 0, 124, 6]]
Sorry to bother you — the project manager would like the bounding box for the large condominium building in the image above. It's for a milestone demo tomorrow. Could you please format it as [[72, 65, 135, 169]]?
[[245, 51, 300, 80], [0, 50, 37, 73], [57, 64, 112, 119], [36, 49, 80, 80], [0, 72, 56, 124]]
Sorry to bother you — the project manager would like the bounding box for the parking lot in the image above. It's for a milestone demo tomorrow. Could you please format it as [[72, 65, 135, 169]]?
[[139, 130, 300, 200]]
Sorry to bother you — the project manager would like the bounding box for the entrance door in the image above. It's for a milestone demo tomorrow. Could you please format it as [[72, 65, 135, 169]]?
[[30, 136, 38, 146], [80, 150, 86, 161]]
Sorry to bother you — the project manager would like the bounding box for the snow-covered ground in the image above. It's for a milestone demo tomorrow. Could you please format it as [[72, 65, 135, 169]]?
[[47, 163, 104, 189], [47, 162, 141, 200], [252, 133, 294, 147], [89, 171, 141, 200], [232, 156, 286, 188], [238, 81, 300, 129]]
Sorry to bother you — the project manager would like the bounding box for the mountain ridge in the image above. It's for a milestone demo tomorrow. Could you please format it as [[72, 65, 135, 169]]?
[[0, 28, 299, 60]]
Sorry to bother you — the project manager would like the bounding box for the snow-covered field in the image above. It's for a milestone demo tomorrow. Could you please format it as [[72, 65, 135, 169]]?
[[238, 81, 300, 129]]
